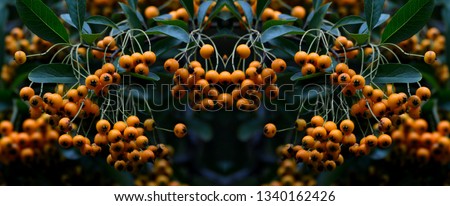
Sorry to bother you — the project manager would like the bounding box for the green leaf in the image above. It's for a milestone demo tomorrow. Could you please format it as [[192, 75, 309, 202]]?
[[16, 0, 70, 43], [256, 0, 271, 20], [197, 1, 214, 26], [359, 13, 390, 34], [261, 25, 305, 43], [263, 17, 297, 31], [237, 1, 254, 26], [128, 0, 137, 9], [119, 2, 143, 29], [307, 2, 331, 29], [290, 71, 324, 81], [122, 72, 160, 81], [86, 15, 119, 30], [151, 17, 189, 31], [152, 37, 183, 56], [268, 38, 298, 57], [0, 4, 9, 68], [332, 15, 365, 29], [179, 0, 194, 19], [381, 0, 435, 44], [238, 119, 263, 141], [81, 29, 106, 45], [60, 13, 92, 34], [313, 0, 323, 10], [66, 0, 86, 31], [365, 0, 384, 32], [443, 6, 450, 65], [146, 25, 190, 43], [372, 64, 422, 83], [28, 64, 78, 84], [343, 28, 369, 44], [187, 118, 213, 142]]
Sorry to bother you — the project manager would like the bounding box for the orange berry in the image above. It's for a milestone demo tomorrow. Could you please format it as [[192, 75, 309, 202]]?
[[19, 87, 35, 101], [143, 51, 156, 65], [164, 58, 179, 73], [271, 58, 286, 73], [145, 6, 160, 19], [174, 123, 187, 138], [119, 55, 134, 70], [416, 87, 431, 101], [424, 51, 436, 64], [378, 134, 392, 148], [263, 123, 276, 138], [200, 44, 214, 59], [236, 44, 251, 59], [96, 119, 111, 134], [291, 6, 306, 19], [14, 51, 26, 64], [294, 51, 308, 65]]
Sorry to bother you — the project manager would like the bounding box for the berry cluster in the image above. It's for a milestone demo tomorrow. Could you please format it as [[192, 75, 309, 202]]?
[[166, 43, 285, 111]]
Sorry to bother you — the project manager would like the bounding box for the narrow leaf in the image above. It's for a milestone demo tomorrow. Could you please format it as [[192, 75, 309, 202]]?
[[372, 64, 422, 83], [128, 0, 137, 9], [237, 1, 254, 26], [332, 15, 365, 29], [28, 64, 78, 84], [261, 25, 305, 43], [179, 0, 194, 19], [307, 2, 331, 29], [146, 25, 190, 43], [151, 17, 189, 31], [256, 0, 271, 20], [119, 2, 143, 29], [313, 0, 323, 10], [365, 0, 384, 32], [123, 72, 160, 81], [81, 29, 106, 45], [66, 0, 86, 31], [263, 18, 297, 31], [197, 1, 214, 26], [60, 13, 91, 34], [359, 13, 390, 34], [86, 15, 119, 29], [381, 0, 435, 44], [16, 0, 69, 43]]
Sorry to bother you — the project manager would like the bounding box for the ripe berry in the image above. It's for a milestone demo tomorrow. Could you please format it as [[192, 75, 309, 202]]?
[[164, 58, 179, 73], [85, 75, 100, 90], [19, 87, 35, 101], [291, 6, 306, 19], [340, 119, 355, 134], [58, 134, 73, 148], [295, 119, 307, 131], [424, 51, 436, 64], [301, 63, 316, 76], [317, 55, 331, 70], [236, 44, 251, 59], [416, 87, 431, 101], [231, 70, 246, 84], [271, 58, 286, 73], [311, 116, 324, 127], [294, 51, 308, 65], [96, 119, 111, 134], [200, 44, 214, 59], [119, 55, 133, 70], [144, 119, 155, 131], [134, 63, 149, 76], [174, 123, 187, 138], [263, 123, 276, 138], [378, 134, 392, 148], [143, 51, 156, 65], [14, 51, 27, 64]]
